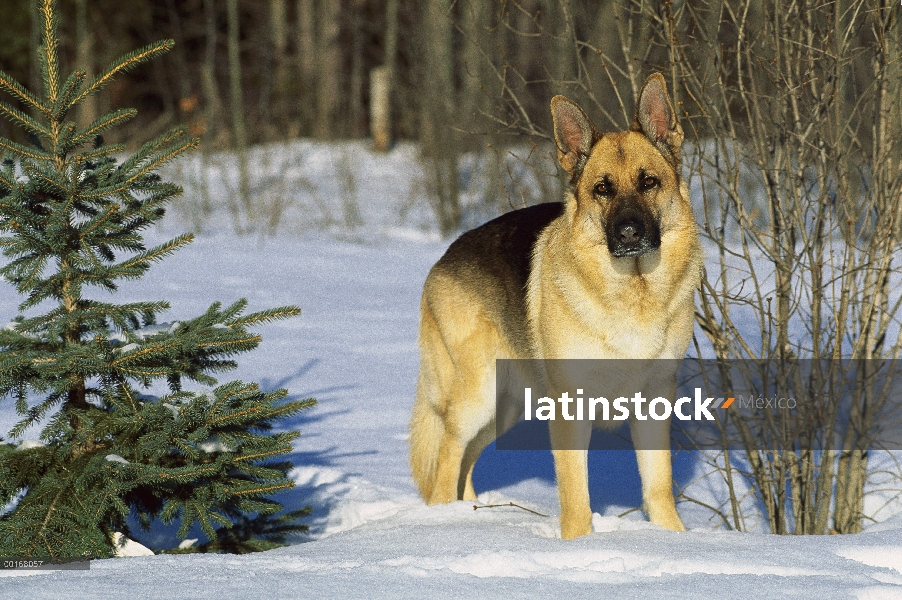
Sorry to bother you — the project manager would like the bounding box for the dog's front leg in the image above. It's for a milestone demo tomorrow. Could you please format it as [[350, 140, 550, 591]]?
[[631, 417, 685, 531], [550, 418, 592, 539]]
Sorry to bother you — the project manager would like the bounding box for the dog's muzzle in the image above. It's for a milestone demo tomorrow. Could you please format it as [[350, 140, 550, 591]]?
[[606, 207, 661, 258]]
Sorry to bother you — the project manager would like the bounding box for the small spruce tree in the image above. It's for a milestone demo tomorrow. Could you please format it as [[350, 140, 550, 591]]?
[[0, 0, 314, 559]]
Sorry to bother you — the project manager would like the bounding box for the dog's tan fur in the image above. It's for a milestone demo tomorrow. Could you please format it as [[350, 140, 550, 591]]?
[[410, 73, 702, 539]]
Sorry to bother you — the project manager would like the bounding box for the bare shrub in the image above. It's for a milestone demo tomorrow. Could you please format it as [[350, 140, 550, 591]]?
[[164, 143, 313, 237], [457, 0, 902, 534], [671, 0, 902, 534]]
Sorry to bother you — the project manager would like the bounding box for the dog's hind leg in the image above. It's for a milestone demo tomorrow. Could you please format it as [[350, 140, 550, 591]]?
[[410, 299, 450, 501], [459, 418, 496, 500], [427, 406, 495, 504], [414, 277, 502, 505], [428, 335, 499, 504]]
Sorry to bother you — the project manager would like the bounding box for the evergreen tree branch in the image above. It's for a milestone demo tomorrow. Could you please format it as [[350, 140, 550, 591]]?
[[229, 482, 294, 497], [71, 143, 126, 166], [114, 233, 194, 273], [70, 108, 137, 147], [51, 70, 86, 122], [0, 101, 51, 138], [6, 254, 51, 298], [260, 397, 316, 420], [233, 447, 294, 463], [78, 204, 119, 238], [0, 137, 54, 161], [79, 133, 197, 199], [39, 0, 60, 105], [111, 340, 180, 366], [228, 306, 302, 327], [23, 161, 69, 197], [0, 71, 47, 113], [207, 382, 258, 415], [0, 171, 17, 192], [197, 335, 262, 350], [72, 40, 176, 107]]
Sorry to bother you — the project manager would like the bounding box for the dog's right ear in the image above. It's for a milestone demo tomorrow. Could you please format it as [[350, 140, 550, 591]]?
[[551, 96, 597, 180]]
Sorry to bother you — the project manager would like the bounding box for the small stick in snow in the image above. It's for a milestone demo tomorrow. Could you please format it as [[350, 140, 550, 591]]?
[[473, 501, 549, 518]]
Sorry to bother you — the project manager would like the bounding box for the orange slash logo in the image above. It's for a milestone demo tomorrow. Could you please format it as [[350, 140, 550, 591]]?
[[713, 397, 735, 409]]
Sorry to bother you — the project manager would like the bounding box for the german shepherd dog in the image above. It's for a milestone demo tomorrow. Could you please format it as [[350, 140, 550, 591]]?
[[410, 73, 702, 539]]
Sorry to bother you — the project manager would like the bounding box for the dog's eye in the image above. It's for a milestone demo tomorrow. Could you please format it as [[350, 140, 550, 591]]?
[[593, 182, 611, 196], [641, 176, 659, 191]]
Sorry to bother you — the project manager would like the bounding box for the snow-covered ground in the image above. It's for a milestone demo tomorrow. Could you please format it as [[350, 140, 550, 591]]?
[[2, 141, 902, 599]]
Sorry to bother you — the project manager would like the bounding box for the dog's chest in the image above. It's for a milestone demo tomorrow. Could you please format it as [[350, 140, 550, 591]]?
[[568, 287, 673, 358]]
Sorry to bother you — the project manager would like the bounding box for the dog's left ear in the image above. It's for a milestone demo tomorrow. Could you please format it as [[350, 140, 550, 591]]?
[[632, 73, 683, 165]]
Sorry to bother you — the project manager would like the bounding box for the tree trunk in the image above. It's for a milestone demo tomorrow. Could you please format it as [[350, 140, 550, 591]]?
[[295, 0, 316, 136], [370, 66, 390, 151], [226, 0, 251, 229], [226, 0, 247, 150], [269, 0, 289, 138], [371, 0, 399, 151], [546, 0, 574, 96], [296, 0, 315, 84], [316, 0, 341, 139], [461, 0, 487, 132], [30, 0, 41, 95], [164, 0, 193, 102], [74, 0, 98, 129], [421, 0, 460, 236], [201, 0, 225, 145], [349, 0, 366, 137]]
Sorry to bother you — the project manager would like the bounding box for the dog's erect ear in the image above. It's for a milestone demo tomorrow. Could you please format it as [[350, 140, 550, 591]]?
[[632, 73, 683, 165], [551, 96, 597, 180]]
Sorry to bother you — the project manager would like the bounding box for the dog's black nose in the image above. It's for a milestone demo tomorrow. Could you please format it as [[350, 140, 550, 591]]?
[[616, 219, 645, 245], [607, 209, 660, 258]]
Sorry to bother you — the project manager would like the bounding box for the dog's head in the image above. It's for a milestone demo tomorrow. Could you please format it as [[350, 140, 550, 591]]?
[[551, 74, 686, 259]]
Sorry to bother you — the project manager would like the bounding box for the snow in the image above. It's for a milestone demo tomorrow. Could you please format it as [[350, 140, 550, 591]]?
[[14, 440, 44, 450], [196, 435, 234, 453], [1, 140, 902, 598], [110, 533, 154, 558]]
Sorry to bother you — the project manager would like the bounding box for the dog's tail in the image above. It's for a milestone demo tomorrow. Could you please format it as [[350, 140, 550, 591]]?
[[409, 389, 444, 501]]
